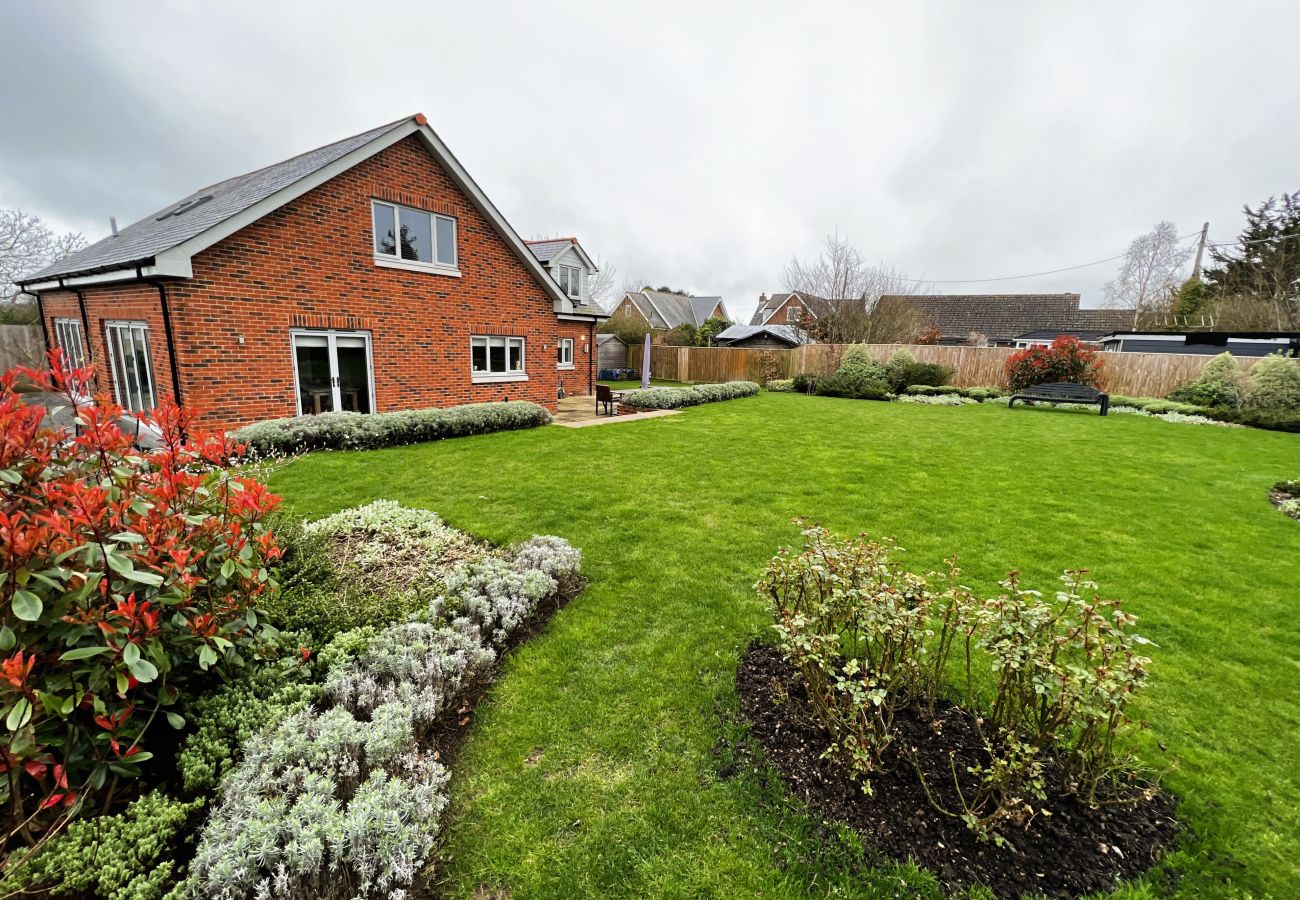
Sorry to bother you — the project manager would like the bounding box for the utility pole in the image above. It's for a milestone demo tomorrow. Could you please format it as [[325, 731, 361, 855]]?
[[1191, 221, 1210, 280]]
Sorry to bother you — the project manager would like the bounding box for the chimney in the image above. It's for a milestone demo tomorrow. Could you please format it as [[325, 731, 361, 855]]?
[[758, 292, 767, 304], [109, 216, 119, 237]]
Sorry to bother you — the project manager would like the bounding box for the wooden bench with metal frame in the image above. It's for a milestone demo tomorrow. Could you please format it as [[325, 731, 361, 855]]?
[[1008, 381, 1110, 416]]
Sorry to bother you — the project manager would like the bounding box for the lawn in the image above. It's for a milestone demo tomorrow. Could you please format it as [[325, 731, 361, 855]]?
[[268, 394, 1300, 899]]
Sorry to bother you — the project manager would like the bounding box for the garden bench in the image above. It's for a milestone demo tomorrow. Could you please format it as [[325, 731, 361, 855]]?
[[1008, 382, 1110, 416], [596, 384, 623, 416]]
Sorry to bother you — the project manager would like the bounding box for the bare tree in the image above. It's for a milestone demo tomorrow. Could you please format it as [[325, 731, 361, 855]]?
[[1, 209, 88, 307], [586, 255, 618, 313], [782, 232, 924, 343], [1103, 221, 1193, 329]]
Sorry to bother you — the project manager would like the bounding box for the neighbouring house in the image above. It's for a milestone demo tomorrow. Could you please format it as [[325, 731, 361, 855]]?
[[875, 293, 1131, 347], [1096, 331, 1300, 357], [524, 237, 605, 315], [1009, 327, 1118, 349], [17, 114, 607, 431], [714, 323, 806, 349], [749, 291, 821, 327], [608, 289, 732, 335], [596, 333, 627, 370]]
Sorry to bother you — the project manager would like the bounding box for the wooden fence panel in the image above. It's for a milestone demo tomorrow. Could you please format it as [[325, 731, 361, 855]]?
[[629, 341, 1297, 398]]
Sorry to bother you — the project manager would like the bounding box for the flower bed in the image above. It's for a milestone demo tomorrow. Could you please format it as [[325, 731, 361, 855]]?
[[1271, 480, 1300, 521], [742, 522, 1177, 898], [231, 400, 552, 456], [618, 381, 759, 410], [6, 499, 584, 899]]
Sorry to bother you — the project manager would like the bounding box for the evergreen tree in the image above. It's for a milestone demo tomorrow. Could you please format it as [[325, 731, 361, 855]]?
[[1204, 191, 1300, 328]]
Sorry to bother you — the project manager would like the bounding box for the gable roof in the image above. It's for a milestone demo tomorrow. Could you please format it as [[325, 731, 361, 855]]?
[[749, 290, 826, 325], [618, 290, 729, 329], [875, 293, 1130, 343], [20, 114, 602, 320], [524, 237, 597, 271], [715, 323, 806, 347]]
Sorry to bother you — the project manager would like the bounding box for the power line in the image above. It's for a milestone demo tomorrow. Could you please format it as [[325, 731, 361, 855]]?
[[899, 231, 1201, 285], [898, 228, 1300, 287]]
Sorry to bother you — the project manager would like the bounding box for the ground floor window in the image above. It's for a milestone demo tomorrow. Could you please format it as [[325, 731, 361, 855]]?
[[104, 321, 156, 412], [291, 330, 374, 415], [471, 335, 526, 381], [557, 338, 574, 368], [53, 318, 88, 370]]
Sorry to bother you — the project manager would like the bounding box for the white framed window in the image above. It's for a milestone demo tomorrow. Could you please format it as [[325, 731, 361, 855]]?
[[786, 305, 801, 323], [471, 335, 527, 383], [104, 321, 157, 413], [53, 318, 88, 370], [557, 338, 574, 369], [371, 200, 458, 275], [556, 265, 581, 299]]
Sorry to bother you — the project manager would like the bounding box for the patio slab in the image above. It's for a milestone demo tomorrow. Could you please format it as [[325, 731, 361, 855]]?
[[552, 394, 678, 428]]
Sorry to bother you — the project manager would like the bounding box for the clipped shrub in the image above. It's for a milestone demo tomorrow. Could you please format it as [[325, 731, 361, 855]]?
[[1004, 336, 1103, 391], [1245, 352, 1300, 412], [895, 394, 975, 406], [814, 372, 892, 400], [764, 378, 795, 392], [231, 400, 552, 456], [0, 356, 282, 841], [792, 372, 820, 394], [4, 791, 205, 899], [619, 381, 759, 409], [903, 384, 1003, 401], [1200, 406, 1300, 432], [883, 350, 953, 392], [264, 501, 491, 640], [1167, 352, 1250, 409]]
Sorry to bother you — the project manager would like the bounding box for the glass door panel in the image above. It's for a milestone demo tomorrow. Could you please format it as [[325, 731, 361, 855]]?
[[334, 335, 372, 413], [293, 334, 334, 414]]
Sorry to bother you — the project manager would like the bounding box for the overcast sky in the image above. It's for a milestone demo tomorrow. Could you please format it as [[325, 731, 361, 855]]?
[[2, 1, 1297, 323]]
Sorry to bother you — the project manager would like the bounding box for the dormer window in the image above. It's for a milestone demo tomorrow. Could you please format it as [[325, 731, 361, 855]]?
[[372, 200, 458, 274], [556, 264, 582, 299]]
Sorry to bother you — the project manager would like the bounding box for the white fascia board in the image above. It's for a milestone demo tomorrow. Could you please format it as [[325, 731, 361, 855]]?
[[1224, 337, 1292, 345], [714, 299, 734, 322], [564, 240, 598, 272], [558, 313, 606, 322], [24, 258, 193, 292]]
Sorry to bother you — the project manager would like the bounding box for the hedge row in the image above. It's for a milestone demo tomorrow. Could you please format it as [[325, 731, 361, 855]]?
[[619, 381, 760, 409], [231, 401, 552, 455]]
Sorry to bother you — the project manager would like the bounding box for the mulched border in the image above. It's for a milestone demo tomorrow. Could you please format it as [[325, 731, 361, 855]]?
[[736, 642, 1180, 899], [1269, 482, 1299, 521]]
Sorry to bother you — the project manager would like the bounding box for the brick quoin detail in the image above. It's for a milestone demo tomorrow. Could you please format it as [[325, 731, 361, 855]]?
[[41, 134, 600, 431]]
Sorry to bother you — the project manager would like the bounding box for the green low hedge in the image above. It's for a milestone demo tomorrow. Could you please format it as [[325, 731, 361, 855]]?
[[903, 384, 1004, 401], [620, 381, 759, 409], [231, 400, 552, 455]]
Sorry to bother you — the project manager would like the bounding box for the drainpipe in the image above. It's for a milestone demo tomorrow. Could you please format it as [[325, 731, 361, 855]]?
[[30, 289, 50, 357], [146, 275, 184, 407], [71, 285, 92, 361], [588, 320, 595, 394]]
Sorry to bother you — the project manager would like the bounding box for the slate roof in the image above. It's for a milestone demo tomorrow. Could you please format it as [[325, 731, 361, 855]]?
[[624, 290, 727, 329], [715, 324, 806, 346], [875, 294, 1132, 343], [24, 117, 412, 283], [523, 237, 577, 263]]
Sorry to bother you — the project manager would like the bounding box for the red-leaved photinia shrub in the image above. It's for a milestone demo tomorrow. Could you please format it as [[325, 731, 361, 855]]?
[[0, 353, 281, 842], [1004, 336, 1105, 391]]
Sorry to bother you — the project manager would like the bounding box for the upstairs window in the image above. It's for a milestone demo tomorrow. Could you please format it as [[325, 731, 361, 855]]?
[[786, 305, 801, 323], [556, 264, 581, 299], [372, 200, 457, 270]]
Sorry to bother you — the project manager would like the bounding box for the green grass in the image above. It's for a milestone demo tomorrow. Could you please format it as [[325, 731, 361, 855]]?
[[268, 395, 1300, 899], [596, 377, 689, 390]]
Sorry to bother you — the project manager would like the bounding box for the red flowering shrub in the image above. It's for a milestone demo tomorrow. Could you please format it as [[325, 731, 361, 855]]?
[[1004, 336, 1104, 391], [916, 324, 943, 345], [0, 354, 281, 848]]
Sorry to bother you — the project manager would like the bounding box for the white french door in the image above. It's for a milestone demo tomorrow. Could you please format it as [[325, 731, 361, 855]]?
[[290, 330, 375, 416], [104, 321, 157, 413]]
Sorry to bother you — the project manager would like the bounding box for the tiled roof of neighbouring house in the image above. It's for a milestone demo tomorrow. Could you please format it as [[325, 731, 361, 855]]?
[[876, 294, 1132, 343], [715, 323, 807, 346], [628, 290, 727, 329], [25, 117, 413, 282]]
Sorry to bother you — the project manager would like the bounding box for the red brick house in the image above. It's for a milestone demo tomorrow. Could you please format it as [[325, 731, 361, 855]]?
[[18, 114, 607, 431]]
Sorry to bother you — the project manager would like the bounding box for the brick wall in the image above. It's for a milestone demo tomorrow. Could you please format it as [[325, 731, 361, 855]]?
[[43, 134, 598, 431], [556, 320, 595, 397]]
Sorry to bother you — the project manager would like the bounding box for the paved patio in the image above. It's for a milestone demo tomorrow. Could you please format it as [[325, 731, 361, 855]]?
[[552, 394, 678, 428]]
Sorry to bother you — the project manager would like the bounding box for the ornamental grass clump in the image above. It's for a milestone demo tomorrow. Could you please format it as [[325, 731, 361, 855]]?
[[757, 521, 1154, 842]]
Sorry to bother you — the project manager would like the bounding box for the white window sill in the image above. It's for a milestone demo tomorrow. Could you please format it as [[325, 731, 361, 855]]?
[[374, 255, 461, 278], [557, 364, 575, 371], [472, 372, 529, 384]]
